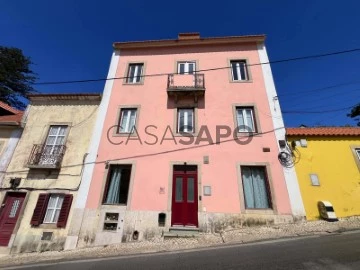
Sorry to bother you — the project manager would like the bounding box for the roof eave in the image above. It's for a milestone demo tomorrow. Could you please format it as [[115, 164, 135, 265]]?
[[28, 93, 102, 102], [113, 35, 266, 50], [0, 121, 21, 126]]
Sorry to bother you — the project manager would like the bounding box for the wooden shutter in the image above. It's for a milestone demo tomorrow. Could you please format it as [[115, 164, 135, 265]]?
[[30, 193, 50, 226], [56, 194, 73, 228]]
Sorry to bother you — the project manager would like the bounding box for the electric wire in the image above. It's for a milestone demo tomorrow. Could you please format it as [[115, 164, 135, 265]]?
[[33, 48, 360, 85]]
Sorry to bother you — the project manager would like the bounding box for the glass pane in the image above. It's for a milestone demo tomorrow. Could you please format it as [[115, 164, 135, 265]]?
[[55, 136, 65, 145], [175, 177, 183, 202], [48, 196, 57, 208], [128, 65, 135, 82], [239, 62, 247, 80], [9, 199, 20, 218], [178, 110, 185, 132], [135, 65, 142, 82], [44, 209, 54, 223], [120, 110, 129, 132], [245, 109, 254, 131], [251, 167, 269, 208], [242, 167, 255, 208], [53, 209, 61, 223], [187, 109, 193, 132], [129, 110, 137, 132], [188, 63, 194, 74], [179, 63, 185, 74], [48, 126, 58, 135], [231, 62, 238, 81], [59, 127, 67, 135], [56, 196, 64, 208], [237, 109, 245, 131], [46, 136, 56, 145], [187, 177, 194, 202]]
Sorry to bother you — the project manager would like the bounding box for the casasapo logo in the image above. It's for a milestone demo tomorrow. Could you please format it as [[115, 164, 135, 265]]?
[[106, 125, 254, 146]]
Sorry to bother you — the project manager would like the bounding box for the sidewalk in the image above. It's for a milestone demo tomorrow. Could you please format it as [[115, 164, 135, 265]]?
[[1, 216, 360, 268]]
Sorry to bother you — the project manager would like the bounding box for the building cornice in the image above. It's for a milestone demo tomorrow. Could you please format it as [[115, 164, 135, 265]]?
[[113, 34, 266, 50], [28, 93, 102, 102]]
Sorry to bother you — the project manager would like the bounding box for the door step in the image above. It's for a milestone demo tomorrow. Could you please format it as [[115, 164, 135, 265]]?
[[164, 227, 199, 239]]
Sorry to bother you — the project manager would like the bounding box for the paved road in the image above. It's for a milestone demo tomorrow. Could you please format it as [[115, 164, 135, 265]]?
[[6, 231, 360, 270]]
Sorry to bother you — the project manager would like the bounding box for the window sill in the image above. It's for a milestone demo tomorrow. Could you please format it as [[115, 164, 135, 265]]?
[[112, 132, 138, 137], [244, 209, 274, 215], [39, 223, 58, 229], [230, 80, 253, 84], [101, 204, 127, 207], [122, 82, 144, 86], [236, 132, 261, 137], [174, 133, 198, 137]]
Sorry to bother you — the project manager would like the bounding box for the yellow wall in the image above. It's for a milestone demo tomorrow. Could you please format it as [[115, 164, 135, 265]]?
[[0, 99, 99, 253], [288, 136, 360, 220], [0, 127, 13, 155]]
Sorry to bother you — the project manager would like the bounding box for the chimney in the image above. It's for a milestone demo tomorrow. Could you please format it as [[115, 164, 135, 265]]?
[[178, 32, 200, 40]]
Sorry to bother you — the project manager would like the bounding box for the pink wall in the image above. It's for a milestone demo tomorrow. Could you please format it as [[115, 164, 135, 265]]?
[[86, 42, 292, 215]]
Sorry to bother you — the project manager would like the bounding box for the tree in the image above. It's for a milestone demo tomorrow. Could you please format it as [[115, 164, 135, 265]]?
[[347, 103, 360, 126], [0, 46, 37, 109]]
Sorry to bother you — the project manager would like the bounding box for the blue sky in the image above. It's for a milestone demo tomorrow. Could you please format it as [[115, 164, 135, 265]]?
[[1, 0, 359, 127]]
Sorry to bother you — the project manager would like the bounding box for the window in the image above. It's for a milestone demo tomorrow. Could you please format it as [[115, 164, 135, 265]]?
[[118, 109, 137, 133], [103, 165, 132, 205], [30, 193, 73, 228], [356, 148, 360, 160], [177, 61, 196, 74], [241, 166, 271, 209], [43, 195, 64, 223], [126, 63, 144, 83], [236, 107, 256, 132], [44, 125, 67, 154], [177, 108, 194, 133], [230, 60, 248, 81]]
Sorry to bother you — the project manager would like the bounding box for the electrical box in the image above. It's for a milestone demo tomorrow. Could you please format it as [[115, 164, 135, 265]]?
[[310, 174, 320, 186], [203, 186, 212, 196], [300, 139, 307, 147]]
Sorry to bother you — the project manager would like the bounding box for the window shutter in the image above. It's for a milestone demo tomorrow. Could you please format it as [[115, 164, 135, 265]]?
[[56, 194, 73, 228], [30, 193, 50, 226]]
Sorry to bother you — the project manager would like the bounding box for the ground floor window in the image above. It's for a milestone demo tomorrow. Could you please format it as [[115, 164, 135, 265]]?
[[241, 166, 272, 209], [30, 193, 73, 228], [103, 165, 132, 205]]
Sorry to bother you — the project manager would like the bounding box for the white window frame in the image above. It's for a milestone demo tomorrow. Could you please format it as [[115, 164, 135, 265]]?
[[45, 125, 67, 154], [177, 108, 194, 133], [119, 109, 137, 133], [236, 107, 256, 132], [231, 60, 248, 81], [127, 63, 144, 83], [177, 61, 196, 75], [43, 194, 64, 224]]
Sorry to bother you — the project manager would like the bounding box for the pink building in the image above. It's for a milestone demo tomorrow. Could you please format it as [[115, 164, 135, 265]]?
[[65, 33, 305, 249]]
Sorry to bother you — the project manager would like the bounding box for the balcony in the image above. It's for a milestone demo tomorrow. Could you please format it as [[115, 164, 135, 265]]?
[[27, 144, 66, 169], [167, 73, 205, 103]]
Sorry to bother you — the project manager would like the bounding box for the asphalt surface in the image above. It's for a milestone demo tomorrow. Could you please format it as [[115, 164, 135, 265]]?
[[6, 231, 360, 270]]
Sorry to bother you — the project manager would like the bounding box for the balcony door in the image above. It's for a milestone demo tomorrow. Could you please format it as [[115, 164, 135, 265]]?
[[40, 125, 67, 165], [177, 62, 196, 75], [171, 165, 198, 227]]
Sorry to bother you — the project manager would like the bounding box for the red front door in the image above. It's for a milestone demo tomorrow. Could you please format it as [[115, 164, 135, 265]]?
[[0, 193, 26, 246], [171, 167, 198, 227]]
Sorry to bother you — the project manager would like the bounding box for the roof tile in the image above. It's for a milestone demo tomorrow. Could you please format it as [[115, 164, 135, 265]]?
[[286, 127, 360, 136]]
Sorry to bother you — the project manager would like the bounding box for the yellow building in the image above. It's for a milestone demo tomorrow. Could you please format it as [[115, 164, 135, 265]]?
[[0, 101, 23, 187], [287, 127, 360, 220], [0, 94, 101, 254]]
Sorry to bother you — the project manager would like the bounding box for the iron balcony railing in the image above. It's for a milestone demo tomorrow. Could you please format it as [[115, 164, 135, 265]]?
[[27, 144, 66, 169], [167, 73, 205, 90]]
